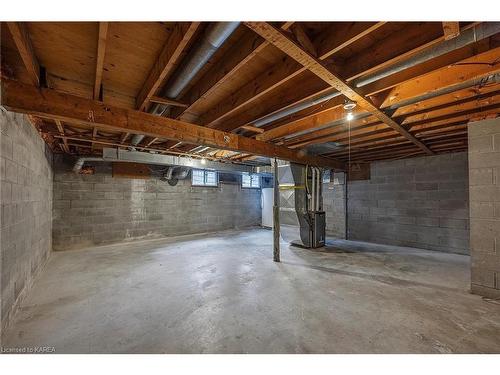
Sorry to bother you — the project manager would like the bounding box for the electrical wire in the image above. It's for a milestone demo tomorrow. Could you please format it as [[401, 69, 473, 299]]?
[[451, 57, 500, 68], [348, 116, 352, 174]]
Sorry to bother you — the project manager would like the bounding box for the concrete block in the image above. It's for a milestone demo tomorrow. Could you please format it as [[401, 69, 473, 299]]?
[[439, 218, 468, 229], [468, 118, 500, 137], [1, 111, 52, 331], [469, 134, 494, 153], [416, 182, 438, 191], [470, 185, 500, 203], [469, 168, 494, 186], [471, 268, 496, 289], [415, 217, 437, 227], [439, 199, 467, 210], [470, 219, 498, 252]]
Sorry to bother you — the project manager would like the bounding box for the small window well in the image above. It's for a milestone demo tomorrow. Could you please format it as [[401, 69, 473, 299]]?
[[192, 169, 218, 187], [242, 173, 260, 188]]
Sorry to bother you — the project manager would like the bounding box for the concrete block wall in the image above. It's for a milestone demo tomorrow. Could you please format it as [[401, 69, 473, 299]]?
[[347, 152, 469, 254], [468, 117, 500, 298], [1, 110, 53, 334], [323, 172, 347, 239], [52, 156, 261, 250]]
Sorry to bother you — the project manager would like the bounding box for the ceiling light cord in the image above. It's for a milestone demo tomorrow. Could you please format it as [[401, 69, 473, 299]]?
[[343, 100, 357, 174], [348, 117, 351, 174]]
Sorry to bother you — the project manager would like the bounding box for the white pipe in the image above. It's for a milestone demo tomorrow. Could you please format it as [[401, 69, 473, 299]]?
[[316, 167, 320, 211], [311, 167, 316, 212], [72, 157, 105, 173]]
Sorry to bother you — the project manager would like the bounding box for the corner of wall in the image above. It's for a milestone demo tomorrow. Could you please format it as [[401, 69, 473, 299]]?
[[468, 117, 500, 298], [1, 110, 54, 336]]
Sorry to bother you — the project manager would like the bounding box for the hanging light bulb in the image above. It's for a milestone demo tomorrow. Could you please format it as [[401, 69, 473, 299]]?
[[343, 100, 357, 121], [201, 158, 207, 165]]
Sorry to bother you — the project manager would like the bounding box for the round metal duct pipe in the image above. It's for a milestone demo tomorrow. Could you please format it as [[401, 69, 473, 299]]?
[[152, 22, 240, 116], [354, 22, 500, 88]]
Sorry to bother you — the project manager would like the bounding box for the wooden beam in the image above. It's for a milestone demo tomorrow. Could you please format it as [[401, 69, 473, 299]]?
[[245, 22, 434, 155], [1, 79, 345, 170], [257, 99, 347, 142], [6, 22, 40, 86], [271, 79, 499, 146], [211, 22, 487, 138], [313, 22, 386, 60], [443, 22, 460, 40], [291, 24, 316, 57], [288, 102, 499, 149], [359, 38, 493, 97], [120, 132, 129, 144], [173, 23, 294, 121], [267, 48, 500, 146], [55, 120, 70, 153], [145, 137, 158, 147], [341, 22, 444, 83], [380, 48, 500, 108], [93, 22, 108, 100], [201, 56, 305, 128], [136, 22, 201, 111], [149, 96, 189, 108], [208, 22, 481, 140], [91, 126, 98, 150], [202, 23, 384, 130], [240, 125, 265, 134], [284, 116, 381, 146]]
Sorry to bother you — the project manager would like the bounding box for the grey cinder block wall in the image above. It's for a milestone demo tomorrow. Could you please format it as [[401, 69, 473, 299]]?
[[1, 110, 53, 334], [347, 152, 469, 254], [323, 172, 347, 239], [468, 117, 500, 298], [52, 156, 262, 251]]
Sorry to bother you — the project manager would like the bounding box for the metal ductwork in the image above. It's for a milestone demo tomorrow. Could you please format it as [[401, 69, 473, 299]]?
[[247, 22, 500, 131], [252, 91, 342, 129], [354, 22, 500, 88], [277, 160, 325, 248], [130, 134, 145, 146], [161, 166, 190, 186], [387, 72, 500, 110], [128, 22, 240, 150], [72, 148, 273, 176], [151, 22, 240, 116], [72, 157, 105, 173], [287, 73, 500, 142], [268, 72, 500, 144]]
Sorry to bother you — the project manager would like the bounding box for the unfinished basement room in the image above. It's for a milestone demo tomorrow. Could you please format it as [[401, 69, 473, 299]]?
[[1, 16, 500, 357]]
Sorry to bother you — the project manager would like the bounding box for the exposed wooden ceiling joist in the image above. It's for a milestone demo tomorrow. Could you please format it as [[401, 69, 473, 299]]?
[[172, 22, 295, 121], [313, 22, 386, 60], [55, 119, 70, 153], [443, 22, 460, 40], [6, 22, 40, 86], [136, 22, 201, 111], [202, 23, 385, 131], [93, 22, 108, 100], [244, 22, 434, 155], [260, 46, 500, 147]]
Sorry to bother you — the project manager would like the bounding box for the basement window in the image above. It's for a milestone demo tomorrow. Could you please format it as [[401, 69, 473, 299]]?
[[192, 169, 218, 187], [242, 173, 260, 188]]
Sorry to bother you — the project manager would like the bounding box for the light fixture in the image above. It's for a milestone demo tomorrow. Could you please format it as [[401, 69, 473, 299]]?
[[201, 158, 207, 165], [343, 100, 357, 121]]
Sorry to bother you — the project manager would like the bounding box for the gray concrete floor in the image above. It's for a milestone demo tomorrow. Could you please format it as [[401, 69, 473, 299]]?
[[2, 228, 500, 353]]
